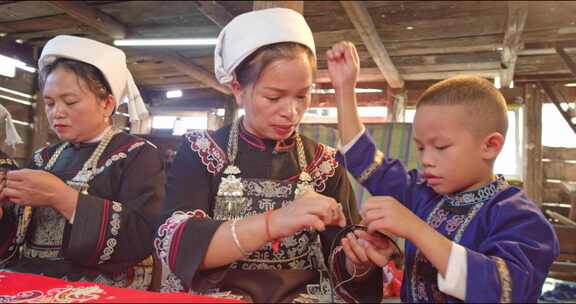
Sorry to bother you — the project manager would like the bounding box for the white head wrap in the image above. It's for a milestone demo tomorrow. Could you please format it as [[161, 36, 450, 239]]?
[[214, 8, 316, 85], [38, 35, 149, 132], [0, 103, 23, 148]]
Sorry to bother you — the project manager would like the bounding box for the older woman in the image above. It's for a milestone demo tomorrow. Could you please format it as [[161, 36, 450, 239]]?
[[155, 8, 390, 303], [0, 35, 165, 290]]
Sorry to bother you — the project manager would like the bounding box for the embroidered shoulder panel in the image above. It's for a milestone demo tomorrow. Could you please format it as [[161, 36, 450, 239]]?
[[33, 147, 48, 168], [185, 130, 227, 175], [90, 140, 149, 179], [306, 144, 339, 193]]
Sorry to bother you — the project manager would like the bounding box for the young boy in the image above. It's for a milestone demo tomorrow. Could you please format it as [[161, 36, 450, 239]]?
[[326, 41, 559, 302]]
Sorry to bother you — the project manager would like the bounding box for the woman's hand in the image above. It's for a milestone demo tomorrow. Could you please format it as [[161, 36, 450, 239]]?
[[326, 41, 360, 92], [342, 229, 397, 279], [268, 191, 346, 239], [3, 169, 79, 220]]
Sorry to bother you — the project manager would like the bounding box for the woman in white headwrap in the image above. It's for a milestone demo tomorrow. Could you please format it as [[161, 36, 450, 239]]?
[[0, 35, 164, 290], [155, 8, 388, 302]]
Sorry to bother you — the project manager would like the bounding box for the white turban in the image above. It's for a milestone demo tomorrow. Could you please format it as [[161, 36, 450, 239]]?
[[214, 8, 316, 85], [38, 35, 149, 133], [0, 103, 23, 148]]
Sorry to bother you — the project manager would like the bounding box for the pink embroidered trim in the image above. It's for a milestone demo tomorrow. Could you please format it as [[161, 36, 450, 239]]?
[[186, 131, 227, 175], [154, 210, 209, 271], [309, 144, 338, 192]]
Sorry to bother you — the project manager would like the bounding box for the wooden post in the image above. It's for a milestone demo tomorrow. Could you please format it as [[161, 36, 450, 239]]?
[[340, 1, 404, 88], [32, 91, 49, 151], [253, 1, 303, 13], [387, 87, 406, 122], [193, 1, 234, 28], [500, 3, 528, 87], [523, 84, 543, 206]]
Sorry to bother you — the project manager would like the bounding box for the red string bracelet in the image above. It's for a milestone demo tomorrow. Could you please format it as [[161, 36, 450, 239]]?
[[266, 210, 280, 252]]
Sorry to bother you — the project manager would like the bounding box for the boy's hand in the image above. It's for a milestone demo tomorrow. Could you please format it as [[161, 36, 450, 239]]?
[[326, 41, 360, 92], [361, 196, 426, 240]]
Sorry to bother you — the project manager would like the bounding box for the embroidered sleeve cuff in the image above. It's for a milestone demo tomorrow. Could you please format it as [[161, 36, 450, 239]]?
[[65, 194, 123, 265], [338, 126, 366, 154], [438, 242, 467, 300]]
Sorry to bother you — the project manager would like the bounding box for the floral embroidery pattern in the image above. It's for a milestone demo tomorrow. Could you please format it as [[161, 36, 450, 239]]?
[[154, 210, 208, 268], [33, 148, 45, 168], [494, 256, 512, 303], [0, 285, 106, 303], [155, 210, 208, 293], [307, 144, 338, 193], [186, 131, 226, 175], [357, 149, 384, 184], [98, 201, 122, 264]]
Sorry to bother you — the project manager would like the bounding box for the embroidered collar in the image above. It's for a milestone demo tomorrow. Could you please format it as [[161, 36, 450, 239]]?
[[238, 118, 296, 153], [444, 174, 508, 208]]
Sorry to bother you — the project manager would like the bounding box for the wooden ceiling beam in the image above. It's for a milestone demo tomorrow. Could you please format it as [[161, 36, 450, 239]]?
[[193, 1, 234, 28], [556, 46, 576, 78], [500, 3, 528, 87], [340, 1, 404, 88], [48, 1, 127, 39], [49, 1, 229, 95], [155, 53, 231, 95], [316, 67, 499, 83], [253, 1, 303, 13]]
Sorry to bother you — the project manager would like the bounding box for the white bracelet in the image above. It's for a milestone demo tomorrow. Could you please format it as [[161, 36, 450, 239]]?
[[231, 219, 250, 256]]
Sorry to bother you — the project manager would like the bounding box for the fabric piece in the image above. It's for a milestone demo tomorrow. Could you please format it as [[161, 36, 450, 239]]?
[[0, 271, 240, 303], [0, 104, 23, 148]]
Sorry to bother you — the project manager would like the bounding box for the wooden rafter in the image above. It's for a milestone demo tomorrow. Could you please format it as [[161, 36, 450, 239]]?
[[340, 1, 404, 88], [500, 3, 528, 87], [48, 1, 127, 39], [538, 81, 576, 134], [556, 46, 576, 77], [315, 68, 499, 83], [49, 0, 230, 95], [155, 53, 231, 95], [193, 1, 234, 28], [253, 1, 303, 13]]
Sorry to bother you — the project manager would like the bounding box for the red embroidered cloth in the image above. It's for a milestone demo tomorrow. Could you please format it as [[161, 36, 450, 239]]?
[[0, 272, 241, 303]]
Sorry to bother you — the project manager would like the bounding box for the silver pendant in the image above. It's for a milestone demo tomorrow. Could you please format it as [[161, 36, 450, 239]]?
[[295, 181, 314, 199], [217, 174, 244, 197]]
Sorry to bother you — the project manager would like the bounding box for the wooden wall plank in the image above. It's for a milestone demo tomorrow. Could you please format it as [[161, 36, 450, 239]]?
[[0, 71, 35, 95], [543, 161, 576, 182], [543, 181, 565, 203], [544, 147, 576, 160]]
